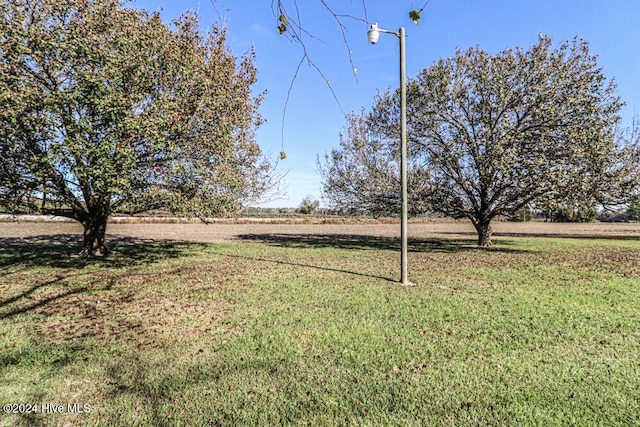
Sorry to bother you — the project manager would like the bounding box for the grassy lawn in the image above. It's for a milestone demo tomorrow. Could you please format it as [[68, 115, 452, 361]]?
[[1, 233, 639, 426]]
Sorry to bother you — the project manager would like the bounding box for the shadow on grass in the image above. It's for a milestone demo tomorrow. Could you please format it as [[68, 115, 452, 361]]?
[[228, 234, 528, 283], [0, 236, 206, 320], [235, 233, 526, 253], [220, 252, 395, 282], [437, 230, 640, 242], [0, 277, 87, 319], [0, 233, 526, 320], [0, 234, 201, 270]]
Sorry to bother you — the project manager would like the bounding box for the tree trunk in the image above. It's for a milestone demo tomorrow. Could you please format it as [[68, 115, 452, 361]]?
[[473, 219, 493, 247], [80, 207, 110, 256]]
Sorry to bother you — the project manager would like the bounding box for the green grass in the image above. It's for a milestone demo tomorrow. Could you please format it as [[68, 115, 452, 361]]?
[[0, 234, 639, 426]]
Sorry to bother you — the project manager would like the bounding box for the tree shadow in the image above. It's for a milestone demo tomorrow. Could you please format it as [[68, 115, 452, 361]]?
[[0, 234, 204, 271], [437, 230, 640, 241], [0, 236, 208, 320], [0, 274, 85, 318], [235, 233, 527, 254], [226, 233, 528, 283], [218, 251, 395, 282]]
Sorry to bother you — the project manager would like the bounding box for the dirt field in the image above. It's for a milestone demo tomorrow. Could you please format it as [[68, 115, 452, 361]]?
[[1, 220, 639, 246]]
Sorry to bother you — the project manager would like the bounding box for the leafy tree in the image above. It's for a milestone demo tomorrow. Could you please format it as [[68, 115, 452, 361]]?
[[507, 208, 533, 223], [296, 195, 320, 215], [0, 0, 276, 255], [618, 117, 640, 220], [318, 111, 432, 217], [627, 196, 640, 222], [403, 35, 627, 246], [323, 35, 627, 246]]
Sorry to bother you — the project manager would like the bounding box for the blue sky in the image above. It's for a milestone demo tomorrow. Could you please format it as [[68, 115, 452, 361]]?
[[132, 0, 640, 208]]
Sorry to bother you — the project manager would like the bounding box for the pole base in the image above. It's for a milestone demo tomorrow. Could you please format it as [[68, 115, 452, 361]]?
[[395, 280, 418, 286]]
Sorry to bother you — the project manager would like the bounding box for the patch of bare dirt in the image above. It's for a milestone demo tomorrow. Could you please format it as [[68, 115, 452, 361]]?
[[1, 221, 638, 245]]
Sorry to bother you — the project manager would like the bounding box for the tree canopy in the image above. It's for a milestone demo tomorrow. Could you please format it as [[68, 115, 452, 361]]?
[[0, 0, 276, 255], [318, 111, 432, 217], [321, 35, 631, 246], [296, 195, 320, 215]]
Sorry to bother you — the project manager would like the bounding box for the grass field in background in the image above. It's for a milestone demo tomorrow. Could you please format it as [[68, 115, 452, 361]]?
[[1, 232, 639, 426]]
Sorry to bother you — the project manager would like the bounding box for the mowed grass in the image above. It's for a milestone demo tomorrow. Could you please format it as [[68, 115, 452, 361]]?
[[0, 232, 639, 426]]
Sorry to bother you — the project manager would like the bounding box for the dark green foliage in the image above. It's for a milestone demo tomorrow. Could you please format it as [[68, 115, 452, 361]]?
[[0, 0, 272, 254]]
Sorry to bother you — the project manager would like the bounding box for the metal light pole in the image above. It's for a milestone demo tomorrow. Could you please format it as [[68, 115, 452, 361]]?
[[368, 23, 409, 285]]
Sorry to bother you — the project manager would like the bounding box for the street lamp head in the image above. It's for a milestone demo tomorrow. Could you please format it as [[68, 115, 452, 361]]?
[[367, 23, 380, 45]]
